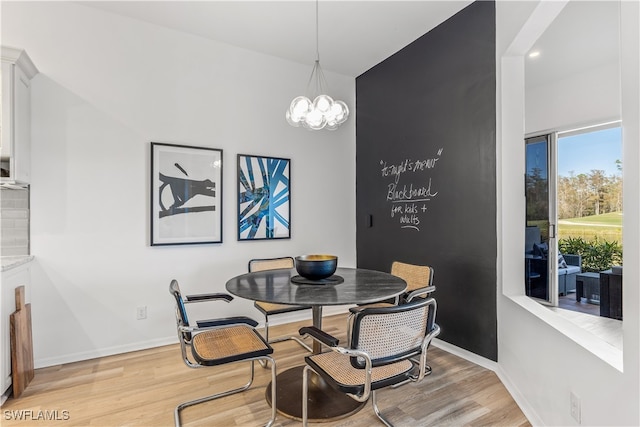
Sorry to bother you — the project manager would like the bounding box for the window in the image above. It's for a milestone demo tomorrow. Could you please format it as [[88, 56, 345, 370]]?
[[524, 122, 623, 318]]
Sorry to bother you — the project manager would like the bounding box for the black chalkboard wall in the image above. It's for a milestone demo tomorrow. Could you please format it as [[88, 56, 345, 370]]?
[[356, 1, 497, 361]]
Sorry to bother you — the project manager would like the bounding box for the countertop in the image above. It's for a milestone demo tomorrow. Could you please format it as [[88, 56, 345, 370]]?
[[1, 256, 34, 272]]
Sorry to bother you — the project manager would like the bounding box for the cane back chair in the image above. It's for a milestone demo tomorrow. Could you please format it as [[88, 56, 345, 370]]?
[[249, 257, 312, 352], [391, 261, 436, 303], [169, 280, 277, 427], [299, 297, 440, 426], [349, 261, 435, 343], [355, 261, 435, 311]]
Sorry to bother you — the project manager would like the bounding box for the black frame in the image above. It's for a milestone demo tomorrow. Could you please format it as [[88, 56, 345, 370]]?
[[150, 142, 223, 246], [237, 154, 291, 241]]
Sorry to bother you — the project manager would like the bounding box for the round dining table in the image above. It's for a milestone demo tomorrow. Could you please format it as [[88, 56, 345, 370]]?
[[225, 266, 407, 421]]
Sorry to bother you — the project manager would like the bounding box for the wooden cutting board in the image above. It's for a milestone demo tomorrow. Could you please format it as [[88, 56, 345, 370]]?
[[10, 285, 34, 398]]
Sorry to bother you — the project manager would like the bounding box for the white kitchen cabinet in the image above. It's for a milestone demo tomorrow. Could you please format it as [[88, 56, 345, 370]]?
[[1, 47, 38, 184], [0, 258, 32, 399]]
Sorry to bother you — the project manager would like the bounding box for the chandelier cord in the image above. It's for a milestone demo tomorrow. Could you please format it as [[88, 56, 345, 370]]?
[[315, 0, 320, 62], [314, 0, 324, 95], [306, 0, 326, 97]]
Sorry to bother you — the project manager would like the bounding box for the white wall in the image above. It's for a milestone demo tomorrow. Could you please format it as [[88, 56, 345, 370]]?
[[1, 2, 356, 367], [525, 62, 620, 134], [497, 1, 639, 426], [4, 1, 639, 425]]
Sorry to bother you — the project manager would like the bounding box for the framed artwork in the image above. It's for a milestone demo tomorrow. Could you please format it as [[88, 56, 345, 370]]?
[[150, 142, 223, 246], [237, 154, 291, 240]]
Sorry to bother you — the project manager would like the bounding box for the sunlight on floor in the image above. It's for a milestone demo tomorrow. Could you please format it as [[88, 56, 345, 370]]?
[[547, 305, 622, 350]]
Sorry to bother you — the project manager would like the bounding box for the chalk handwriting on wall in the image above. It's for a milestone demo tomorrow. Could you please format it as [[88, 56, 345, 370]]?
[[380, 148, 443, 231]]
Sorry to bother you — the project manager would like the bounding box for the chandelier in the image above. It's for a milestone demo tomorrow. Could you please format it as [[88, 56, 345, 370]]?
[[286, 1, 349, 131]]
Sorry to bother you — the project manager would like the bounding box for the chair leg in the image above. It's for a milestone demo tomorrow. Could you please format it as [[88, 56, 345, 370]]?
[[391, 362, 431, 388], [266, 357, 277, 427], [175, 358, 276, 427], [302, 365, 312, 427], [259, 316, 312, 369], [264, 316, 271, 342], [270, 334, 312, 352], [371, 390, 394, 427], [258, 316, 273, 369]]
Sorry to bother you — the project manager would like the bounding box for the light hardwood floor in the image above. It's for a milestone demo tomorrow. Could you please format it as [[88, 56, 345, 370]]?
[[1, 313, 530, 427]]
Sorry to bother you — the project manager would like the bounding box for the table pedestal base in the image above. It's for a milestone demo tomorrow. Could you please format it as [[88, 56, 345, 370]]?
[[265, 366, 365, 421]]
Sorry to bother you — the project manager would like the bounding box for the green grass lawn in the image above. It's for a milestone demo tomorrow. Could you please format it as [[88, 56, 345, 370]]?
[[558, 212, 623, 242]]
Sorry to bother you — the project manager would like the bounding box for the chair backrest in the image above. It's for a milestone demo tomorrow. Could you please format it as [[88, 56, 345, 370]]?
[[248, 256, 294, 272], [349, 298, 436, 368], [391, 261, 433, 293], [169, 280, 190, 341]]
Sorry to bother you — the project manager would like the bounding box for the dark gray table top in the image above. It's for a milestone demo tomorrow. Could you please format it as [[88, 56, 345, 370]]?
[[225, 267, 407, 306]]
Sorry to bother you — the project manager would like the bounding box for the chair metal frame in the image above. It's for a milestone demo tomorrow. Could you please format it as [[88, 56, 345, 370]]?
[[300, 298, 440, 427], [169, 280, 277, 427], [248, 257, 312, 354]]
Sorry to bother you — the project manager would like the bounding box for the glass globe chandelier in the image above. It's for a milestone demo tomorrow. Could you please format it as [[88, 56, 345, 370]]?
[[286, 0, 349, 131]]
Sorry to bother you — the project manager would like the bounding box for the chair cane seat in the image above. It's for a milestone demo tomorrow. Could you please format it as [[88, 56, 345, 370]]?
[[192, 325, 272, 366], [254, 301, 311, 315], [305, 351, 413, 394]]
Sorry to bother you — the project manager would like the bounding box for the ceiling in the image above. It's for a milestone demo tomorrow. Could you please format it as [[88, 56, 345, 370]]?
[[79, 1, 620, 82], [79, 1, 472, 77], [525, 1, 620, 88]]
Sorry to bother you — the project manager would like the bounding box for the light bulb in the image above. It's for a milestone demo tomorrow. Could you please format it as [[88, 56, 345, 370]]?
[[305, 109, 325, 130], [325, 103, 341, 124], [290, 96, 311, 117], [334, 101, 349, 124], [325, 120, 338, 131], [314, 95, 333, 114], [286, 110, 302, 127]]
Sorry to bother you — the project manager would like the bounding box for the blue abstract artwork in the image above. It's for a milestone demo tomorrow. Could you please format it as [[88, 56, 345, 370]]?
[[237, 154, 291, 240]]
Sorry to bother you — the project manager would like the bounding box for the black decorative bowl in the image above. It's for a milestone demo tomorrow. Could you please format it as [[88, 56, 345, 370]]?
[[295, 255, 338, 280]]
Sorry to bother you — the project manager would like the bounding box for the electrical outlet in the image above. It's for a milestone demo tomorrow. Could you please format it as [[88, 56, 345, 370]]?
[[136, 306, 147, 320], [570, 391, 581, 424]]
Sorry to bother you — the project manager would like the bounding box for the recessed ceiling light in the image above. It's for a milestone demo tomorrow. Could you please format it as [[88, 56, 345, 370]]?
[[528, 50, 541, 59]]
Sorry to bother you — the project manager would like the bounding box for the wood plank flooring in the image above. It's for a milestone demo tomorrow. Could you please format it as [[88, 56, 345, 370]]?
[[1, 313, 530, 427]]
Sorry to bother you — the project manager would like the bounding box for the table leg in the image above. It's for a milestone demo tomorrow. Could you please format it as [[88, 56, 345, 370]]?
[[312, 305, 323, 354]]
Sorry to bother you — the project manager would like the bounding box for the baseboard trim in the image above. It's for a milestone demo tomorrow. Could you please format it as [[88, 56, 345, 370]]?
[[432, 338, 498, 371], [34, 336, 178, 369], [34, 306, 352, 369], [493, 364, 545, 426]]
